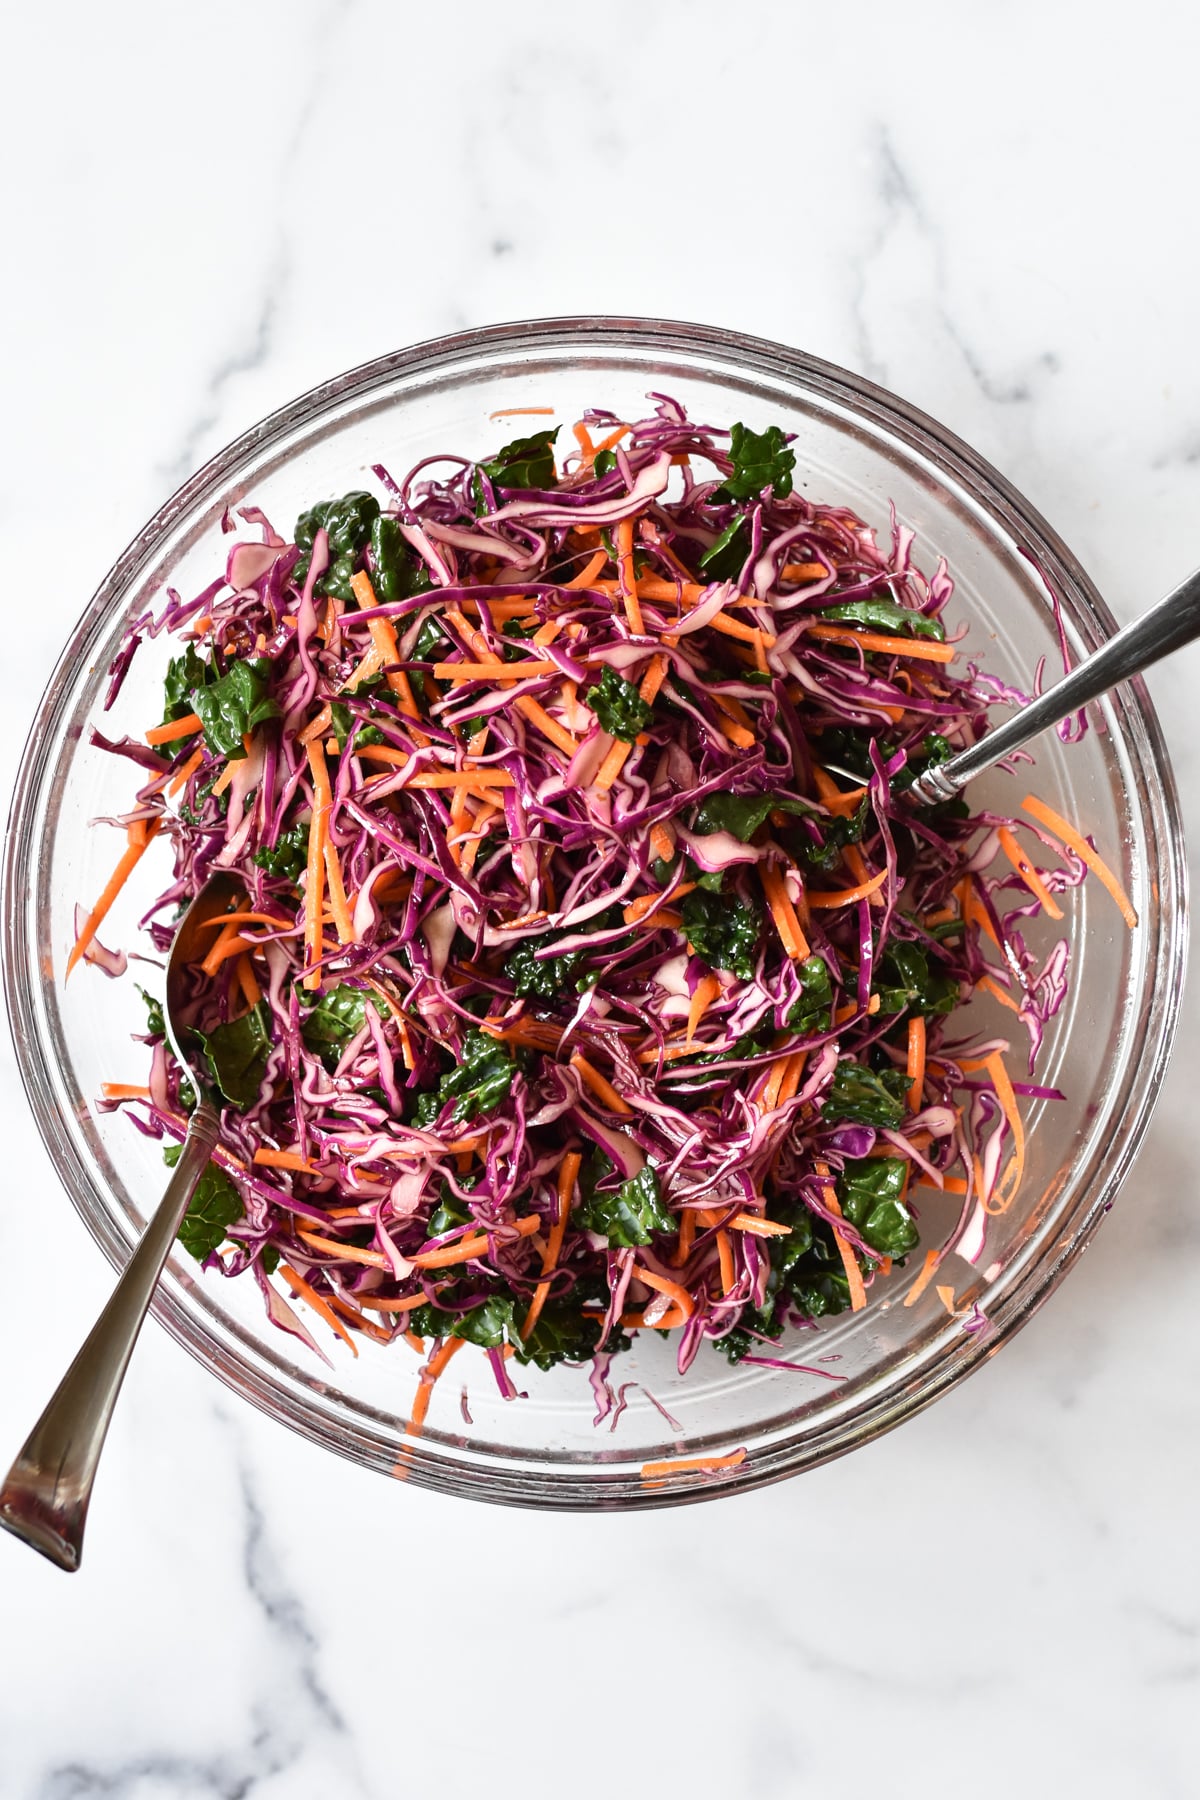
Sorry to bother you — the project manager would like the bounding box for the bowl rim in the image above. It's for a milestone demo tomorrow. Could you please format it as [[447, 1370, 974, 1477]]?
[[3, 315, 1188, 1506]]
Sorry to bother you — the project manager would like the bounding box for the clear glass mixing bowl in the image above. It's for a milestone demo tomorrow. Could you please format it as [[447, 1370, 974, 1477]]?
[[2, 318, 1186, 1507]]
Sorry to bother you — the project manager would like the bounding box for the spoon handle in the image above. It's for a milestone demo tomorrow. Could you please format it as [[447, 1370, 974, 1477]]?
[[910, 565, 1200, 803], [0, 1100, 219, 1572]]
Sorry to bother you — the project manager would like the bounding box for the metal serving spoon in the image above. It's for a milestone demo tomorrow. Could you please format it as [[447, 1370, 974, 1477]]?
[[902, 567, 1200, 804], [0, 871, 241, 1572]]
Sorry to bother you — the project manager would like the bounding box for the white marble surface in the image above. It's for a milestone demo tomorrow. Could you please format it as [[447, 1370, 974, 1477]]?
[[3, 0, 1199, 1792]]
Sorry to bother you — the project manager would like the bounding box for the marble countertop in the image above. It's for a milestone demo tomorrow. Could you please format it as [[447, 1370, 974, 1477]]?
[[3, 0, 1198, 1793]]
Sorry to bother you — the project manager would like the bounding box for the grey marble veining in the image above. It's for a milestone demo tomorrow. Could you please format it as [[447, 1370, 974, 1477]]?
[[2, 0, 1198, 1794]]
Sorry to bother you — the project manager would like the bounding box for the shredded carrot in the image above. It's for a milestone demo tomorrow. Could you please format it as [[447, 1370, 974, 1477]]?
[[521, 1150, 581, 1340], [996, 823, 1063, 920], [348, 570, 426, 735], [572, 420, 596, 464], [811, 766, 869, 818], [759, 863, 811, 960], [708, 612, 775, 647], [716, 1230, 735, 1293], [358, 1291, 438, 1316], [209, 749, 244, 799], [674, 1205, 696, 1268], [916, 1174, 969, 1195], [145, 713, 202, 747], [304, 738, 332, 990], [624, 883, 696, 925], [324, 1295, 392, 1346], [592, 423, 630, 456], [321, 839, 355, 946], [806, 623, 957, 663], [957, 875, 1001, 949], [66, 818, 162, 978], [816, 1159, 867, 1312], [298, 704, 334, 746], [983, 1049, 1025, 1213], [514, 694, 577, 756], [570, 1051, 632, 1116], [935, 1284, 960, 1316], [633, 1265, 694, 1320], [640, 1448, 746, 1480], [278, 1263, 358, 1353], [728, 1212, 791, 1238], [296, 1229, 389, 1269], [408, 1334, 465, 1435], [193, 909, 287, 933], [781, 562, 829, 583], [253, 1147, 317, 1174], [594, 737, 632, 791], [760, 1056, 789, 1113], [101, 1082, 152, 1100], [686, 973, 721, 1047], [615, 516, 645, 635], [777, 1051, 807, 1107], [489, 406, 556, 418], [341, 643, 385, 692], [1020, 794, 1137, 929], [236, 954, 262, 1009], [638, 653, 669, 704], [648, 821, 675, 864], [906, 1016, 926, 1115], [903, 1248, 942, 1308], [976, 972, 1023, 1014], [433, 658, 561, 682], [407, 1214, 541, 1271], [167, 746, 205, 798], [806, 868, 888, 909], [566, 548, 609, 589]]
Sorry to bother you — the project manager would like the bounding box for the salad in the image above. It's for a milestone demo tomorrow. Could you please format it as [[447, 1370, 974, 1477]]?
[[74, 395, 1136, 1438]]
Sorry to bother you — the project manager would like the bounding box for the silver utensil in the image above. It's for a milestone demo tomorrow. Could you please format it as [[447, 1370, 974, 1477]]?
[[907, 567, 1200, 804], [0, 871, 241, 1572]]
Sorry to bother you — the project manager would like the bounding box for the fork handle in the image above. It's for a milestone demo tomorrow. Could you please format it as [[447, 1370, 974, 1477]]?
[[911, 565, 1200, 802], [0, 1101, 219, 1572]]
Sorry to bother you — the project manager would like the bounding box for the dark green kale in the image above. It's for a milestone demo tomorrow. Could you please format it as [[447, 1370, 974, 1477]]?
[[252, 823, 310, 883], [329, 698, 385, 751], [785, 955, 834, 1032], [414, 1029, 516, 1126], [503, 935, 584, 1001], [575, 1157, 674, 1248], [162, 643, 213, 723], [176, 1160, 244, 1262], [586, 665, 654, 741], [591, 448, 618, 479], [369, 514, 431, 602], [821, 1059, 909, 1129], [199, 1002, 272, 1110], [838, 1157, 920, 1258], [691, 791, 810, 842], [818, 597, 946, 641], [874, 942, 960, 1018], [681, 887, 761, 981], [712, 422, 795, 503], [791, 795, 871, 873], [426, 1183, 475, 1238], [137, 985, 165, 1039], [474, 427, 559, 509], [301, 984, 386, 1073], [293, 490, 380, 598], [514, 1297, 630, 1371], [698, 516, 750, 582], [191, 658, 280, 760]]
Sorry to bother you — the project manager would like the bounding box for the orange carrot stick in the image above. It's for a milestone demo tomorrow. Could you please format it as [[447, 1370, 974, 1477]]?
[[521, 1150, 581, 1341], [648, 821, 675, 864], [323, 840, 356, 945], [278, 1263, 358, 1354], [624, 883, 696, 925], [489, 406, 556, 418], [903, 1248, 943, 1308], [640, 1449, 746, 1480], [615, 516, 645, 635], [727, 1213, 791, 1237], [145, 713, 202, 746], [716, 1230, 735, 1293], [408, 1334, 465, 1435], [236, 954, 262, 1010], [570, 1052, 633, 1116], [253, 1147, 318, 1174], [686, 973, 721, 1047], [167, 746, 205, 798], [632, 1265, 694, 1320], [1020, 794, 1137, 929], [296, 1229, 390, 1269], [432, 658, 562, 681], [101, 1082, 152, 1100], [806, 868, 888, 909], [906, 1016, 926, 1115], [407, 1214, 542, 1271], [996, 823, 1063, 920], [514, 694, 577, 756], [566, 548, 609, 588], [806, 624, 956, 663], [66, 819, 162, 978], [816, 1159, 867, 1312], [594, 738, 632, 791], [304, 738, 332, 991], [759, 864, 810, 959]]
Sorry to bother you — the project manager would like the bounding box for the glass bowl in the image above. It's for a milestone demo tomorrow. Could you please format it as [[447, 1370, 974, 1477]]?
[[2, 318, 1186, 1508]]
